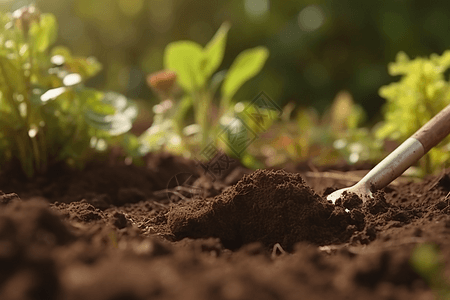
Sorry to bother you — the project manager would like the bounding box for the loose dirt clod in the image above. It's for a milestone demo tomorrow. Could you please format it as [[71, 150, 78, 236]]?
[[168, 169, 355, 250]]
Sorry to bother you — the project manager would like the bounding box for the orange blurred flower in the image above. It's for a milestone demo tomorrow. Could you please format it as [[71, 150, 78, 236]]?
[[147, 70, 177, 94]]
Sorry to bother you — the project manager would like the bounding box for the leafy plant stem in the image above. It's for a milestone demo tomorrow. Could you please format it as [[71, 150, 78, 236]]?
[[0, 59, 34, 175], [14, 132, 33, 177], [219, 96, 231, 120], [30, 136, 41, 171], [0, 60, 23, 123], [38, 129, 48, 173], [195, 88, 211, 149], [24, 41, 45, 173]]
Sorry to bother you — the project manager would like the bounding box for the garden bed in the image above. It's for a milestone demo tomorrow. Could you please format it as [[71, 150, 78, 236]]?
[[0, 153, 449, 300]]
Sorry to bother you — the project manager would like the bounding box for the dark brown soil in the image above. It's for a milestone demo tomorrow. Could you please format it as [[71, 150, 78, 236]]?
[[168, 169, 359, 250], [1, 153, 450, 300]]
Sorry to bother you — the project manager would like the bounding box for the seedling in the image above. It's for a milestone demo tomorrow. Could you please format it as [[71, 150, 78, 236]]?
[[140, 70, 185, 155], [140, 22, 269, 158], [0, 6, 137, 177]]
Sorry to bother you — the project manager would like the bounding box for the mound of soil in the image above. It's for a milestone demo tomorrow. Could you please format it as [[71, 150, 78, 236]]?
[[2, 154, 450, 300], [168, 169, 360, 250]]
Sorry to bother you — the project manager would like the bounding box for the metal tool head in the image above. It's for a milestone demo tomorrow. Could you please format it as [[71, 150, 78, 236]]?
[[326, 182, 373, 204]]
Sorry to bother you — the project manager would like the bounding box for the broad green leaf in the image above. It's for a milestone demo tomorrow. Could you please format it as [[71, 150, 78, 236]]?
[[222, 46, 269, 100], [84, 92, 137, 136], [30, 13, 57, 52], [164, 41, 204, 92], [41, 14, 58, 46], [202, 22, 230, 79]]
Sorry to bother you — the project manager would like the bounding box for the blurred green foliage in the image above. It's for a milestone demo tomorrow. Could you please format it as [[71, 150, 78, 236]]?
[[2, 1, 450, 173], [377, 51, 450, 174], [2, 0, 449, 119], [250, 91, 382, 167], [411, 243, 450, 299], [139, 23, 269, 166], [0, 6, 137, 177]]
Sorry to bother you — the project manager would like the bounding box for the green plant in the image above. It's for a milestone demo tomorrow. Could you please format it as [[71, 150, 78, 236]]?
[[140, 22, 269, 159], [253, 91, 382, 167], [327, 91, 383, 165], [411, 243, 450, 299], [0, 5, 137, 177], [377, 51, 450, 175]]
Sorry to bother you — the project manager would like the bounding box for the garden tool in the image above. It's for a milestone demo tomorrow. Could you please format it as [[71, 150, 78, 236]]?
[[327, 103, 450, 204]]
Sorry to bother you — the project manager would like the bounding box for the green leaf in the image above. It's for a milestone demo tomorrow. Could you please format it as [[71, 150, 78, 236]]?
[[202, 22, 230, 79], [69, 57, 102, 78], [84, 92, 137, 136], [164, 41, 204, 92], [102, 92, 137, 117], [30, 13, 57, 52], [82, 90, 116, 115], [222, 46, 269, 100], [0, 57, 24, 92], [139, 118, 175, 152], [51, 46, 102, 78], [173, 95, 193, 129], [41, 14, 58, 45], [51, 46, 73, 61]]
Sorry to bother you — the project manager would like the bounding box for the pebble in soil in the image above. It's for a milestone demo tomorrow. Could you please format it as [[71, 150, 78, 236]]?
[[168, 169, 363, 251]]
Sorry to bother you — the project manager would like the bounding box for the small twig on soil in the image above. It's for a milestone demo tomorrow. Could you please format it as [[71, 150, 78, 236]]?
[[151, 200, 170, 209], [153, 189, 189, 201], [153, 185, 202, 201], [318, 237, 428, 255], [272, 243, 287, 259]]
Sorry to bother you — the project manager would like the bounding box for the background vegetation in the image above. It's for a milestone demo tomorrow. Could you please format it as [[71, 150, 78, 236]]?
[[2, 0, 450, 119], [2, 0, 450, 174]]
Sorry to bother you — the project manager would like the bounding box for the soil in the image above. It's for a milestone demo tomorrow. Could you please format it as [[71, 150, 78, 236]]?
[[1, 152, 450, 300]]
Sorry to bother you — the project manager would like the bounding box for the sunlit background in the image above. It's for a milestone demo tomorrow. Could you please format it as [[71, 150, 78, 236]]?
[[2, 0, 450, 121]]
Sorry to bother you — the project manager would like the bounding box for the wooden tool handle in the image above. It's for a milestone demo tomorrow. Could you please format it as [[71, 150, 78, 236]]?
[[412, 103, 450, 153]]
